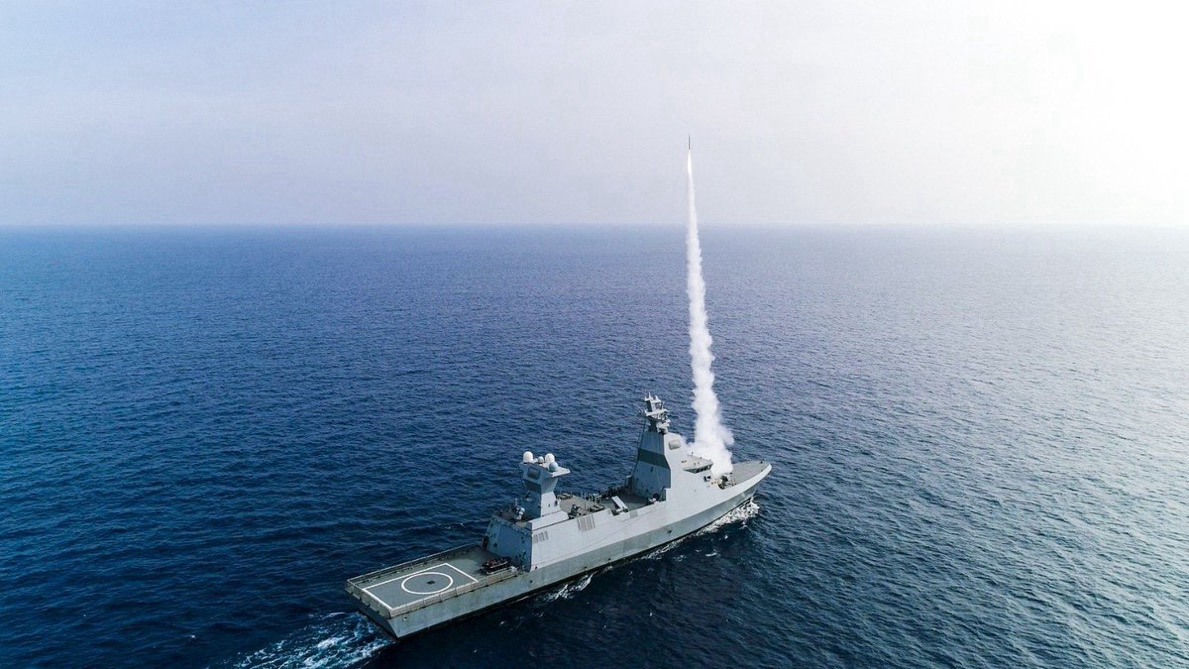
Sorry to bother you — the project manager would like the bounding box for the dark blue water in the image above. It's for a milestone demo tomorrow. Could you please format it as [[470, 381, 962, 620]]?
[[2, 226, 1187, 668]]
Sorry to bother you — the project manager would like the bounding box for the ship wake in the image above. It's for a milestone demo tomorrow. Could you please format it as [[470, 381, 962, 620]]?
[[643, 499, 761, 560], [696, 498, 760, 536], [540, 572, 596, 602], [222, 612, 390, 669]]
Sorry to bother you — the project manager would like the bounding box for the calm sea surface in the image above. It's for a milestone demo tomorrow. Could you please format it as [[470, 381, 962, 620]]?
[[1, 226, 1187, 668]]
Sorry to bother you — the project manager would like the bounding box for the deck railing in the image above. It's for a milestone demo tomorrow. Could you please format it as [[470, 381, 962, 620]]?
[[346, 544, 471, 587]]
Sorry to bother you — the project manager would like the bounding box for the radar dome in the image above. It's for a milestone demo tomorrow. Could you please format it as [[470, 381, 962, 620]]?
[[544, 453, 555, 464], [522, 451, 534, 463]]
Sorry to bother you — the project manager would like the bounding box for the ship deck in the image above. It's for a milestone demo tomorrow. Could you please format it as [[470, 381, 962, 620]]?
[[346, 545, 517, 617], [727, 460, 769, 487], [557, 490, 646, 514]]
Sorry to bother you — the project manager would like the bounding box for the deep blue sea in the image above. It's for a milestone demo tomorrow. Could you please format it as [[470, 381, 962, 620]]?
[[2, 226, 1187, 668]]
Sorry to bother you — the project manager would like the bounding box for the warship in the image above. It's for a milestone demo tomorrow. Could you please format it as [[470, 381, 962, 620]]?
[[345, 395, 771, 640]]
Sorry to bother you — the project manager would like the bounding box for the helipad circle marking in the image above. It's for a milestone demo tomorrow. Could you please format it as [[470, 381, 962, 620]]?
[[400, 571, 454, 595]]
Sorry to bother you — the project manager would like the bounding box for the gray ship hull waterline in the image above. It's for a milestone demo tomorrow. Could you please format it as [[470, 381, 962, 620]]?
[[345, 395, 771, 640]]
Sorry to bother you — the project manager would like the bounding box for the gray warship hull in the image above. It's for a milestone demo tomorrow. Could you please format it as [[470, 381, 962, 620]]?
[[346, 397, 771, 640]]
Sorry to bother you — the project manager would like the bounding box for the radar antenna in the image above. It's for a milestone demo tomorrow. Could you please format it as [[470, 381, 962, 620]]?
[[642, 394, 670, 434]]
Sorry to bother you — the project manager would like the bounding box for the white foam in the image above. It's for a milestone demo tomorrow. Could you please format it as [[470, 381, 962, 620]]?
[[540, 572, 595, 602], [642, 540, 683, 560], [696, 499, 760, 536], [224, 612, 390, 669]]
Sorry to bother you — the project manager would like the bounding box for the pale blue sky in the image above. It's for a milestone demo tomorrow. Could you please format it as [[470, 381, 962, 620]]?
[[1, 1, 1184, 227]]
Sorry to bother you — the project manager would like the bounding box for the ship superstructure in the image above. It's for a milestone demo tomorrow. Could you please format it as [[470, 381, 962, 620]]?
[[345, 395, 770, 640]]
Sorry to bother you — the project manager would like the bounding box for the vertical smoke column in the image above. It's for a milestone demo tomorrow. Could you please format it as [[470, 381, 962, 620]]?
[[686, 142, 734, 475]]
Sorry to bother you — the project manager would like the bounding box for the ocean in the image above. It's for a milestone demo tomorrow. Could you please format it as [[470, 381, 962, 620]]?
[[1, 225, 1186, 668]]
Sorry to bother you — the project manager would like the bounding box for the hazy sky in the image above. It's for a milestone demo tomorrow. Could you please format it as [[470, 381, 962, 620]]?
[[2, 1, 1184, 227]]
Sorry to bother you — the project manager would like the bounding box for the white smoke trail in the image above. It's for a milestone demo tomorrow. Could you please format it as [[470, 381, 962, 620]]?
[[685, 145, 734, 475]]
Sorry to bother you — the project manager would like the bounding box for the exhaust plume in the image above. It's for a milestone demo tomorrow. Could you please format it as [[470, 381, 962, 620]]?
[[685, 144, 734, 475]]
